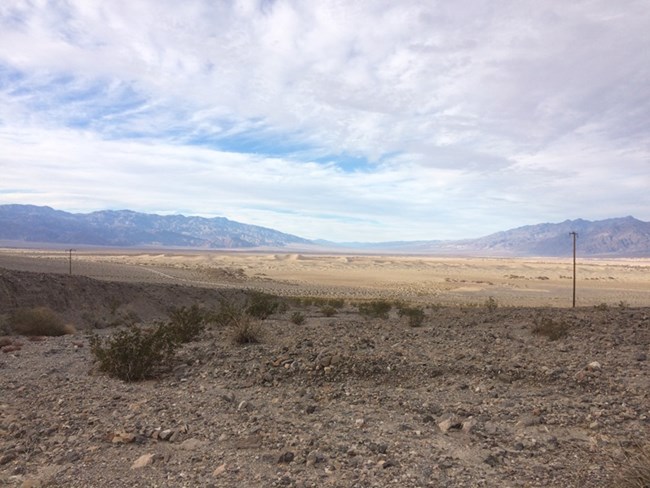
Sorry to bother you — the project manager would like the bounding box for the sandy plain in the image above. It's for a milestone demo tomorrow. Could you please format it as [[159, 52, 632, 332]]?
[[0, 247, 649, 307]]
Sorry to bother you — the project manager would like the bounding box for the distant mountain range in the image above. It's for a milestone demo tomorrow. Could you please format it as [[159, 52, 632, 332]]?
[[0, 205, 649, 256], [0, 204, 310, 249]]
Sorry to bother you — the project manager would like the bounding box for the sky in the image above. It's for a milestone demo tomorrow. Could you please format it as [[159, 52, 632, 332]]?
[[0, 0, 648, 242]]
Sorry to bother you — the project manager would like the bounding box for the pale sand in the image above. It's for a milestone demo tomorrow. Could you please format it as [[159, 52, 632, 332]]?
[[1, 248, 649, 307]]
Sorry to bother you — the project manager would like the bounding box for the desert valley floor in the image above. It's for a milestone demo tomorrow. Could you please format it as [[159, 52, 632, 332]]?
[[0, 248, 648, 487]]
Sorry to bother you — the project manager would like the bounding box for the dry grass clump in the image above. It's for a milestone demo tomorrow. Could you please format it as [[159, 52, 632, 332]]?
[[532, 317, 569, 341], [617, 443, 650, 488], [231, 314, 263, 345], [10, 307, 75, 336], [291, 311, 306, 325]]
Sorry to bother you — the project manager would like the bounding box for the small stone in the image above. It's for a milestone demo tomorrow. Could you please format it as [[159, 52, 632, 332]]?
[[131, 453, 155, 469], [306, 450, 326, 466], [438, 417, 461, 433], [635, 352, 647, 362], [235, 435, 262, 449], [355, 418, 365, 428], [586, 361, 602, 371], [0, 451, 17, 465], [111, 432, 136, 444], [462, 418, 478, 434], [213, 463, 227, 477], [179, 438, 207, 450], [278, 451, 295, 464], [159, 429, 174, 441], [20, 480, 42, 488]]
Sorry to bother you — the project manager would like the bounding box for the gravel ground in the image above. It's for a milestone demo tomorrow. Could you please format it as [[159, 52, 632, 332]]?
[[1, 271, 648, 487]]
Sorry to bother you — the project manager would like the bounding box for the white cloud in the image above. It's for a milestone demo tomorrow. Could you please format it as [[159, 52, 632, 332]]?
[[0, 0, 648, 241]]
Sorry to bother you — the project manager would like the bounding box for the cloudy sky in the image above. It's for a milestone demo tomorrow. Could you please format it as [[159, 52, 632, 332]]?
[[0, 1, 648, 242]]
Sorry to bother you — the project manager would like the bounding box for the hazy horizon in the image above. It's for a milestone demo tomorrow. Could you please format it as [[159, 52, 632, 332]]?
[[1, 1, 648, 241]]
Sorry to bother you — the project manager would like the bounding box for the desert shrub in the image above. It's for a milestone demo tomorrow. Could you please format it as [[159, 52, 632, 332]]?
[[398, 306, 426, 327], [618, 300, 630, 310], [326, 298, 345, 308], [231, 314, 262, 345], [212, 299, 245, 327], [358, 300, 392, 319], [246, 292, 280, 319], [88, 323, 178, 382], [291, 311, 306, 325], [594, 302, 609, 311], [617, 442, 650, 488], [166, 304, 206, 343], [532, 317, 569, 341], [10, 307, 75, 336], [484, 296, 498, 312], [321, 305, 337, 317]]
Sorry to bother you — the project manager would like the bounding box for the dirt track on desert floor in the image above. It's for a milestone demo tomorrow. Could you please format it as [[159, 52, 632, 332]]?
[[0, 248, 649, 307]]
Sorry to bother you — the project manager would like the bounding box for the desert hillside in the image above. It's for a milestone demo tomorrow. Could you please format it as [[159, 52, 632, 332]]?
[[0, 252, 649, 487]]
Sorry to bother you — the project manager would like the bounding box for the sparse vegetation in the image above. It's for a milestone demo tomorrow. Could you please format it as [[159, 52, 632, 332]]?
[[532, 316, 569, 341], [484, 296, 498, 312], [398, 306, 426, 327], [617, 443, 650, 488], [166, 304, 206, 343], [291, 311, 306, 325], [212, 299, 246, 327], [358, 300, 392, 319], [246, 292, 280, 319], [9, 307, 75, 336], [89, 323, 178, 382], [321, 305, 337, 317], [231, 314, 263, 344], [595, 302, 609, 311]]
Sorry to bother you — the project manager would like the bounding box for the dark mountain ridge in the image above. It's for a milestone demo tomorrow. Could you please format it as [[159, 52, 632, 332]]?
[[0, 204, 310, 248], [0, 205, 648, 256]]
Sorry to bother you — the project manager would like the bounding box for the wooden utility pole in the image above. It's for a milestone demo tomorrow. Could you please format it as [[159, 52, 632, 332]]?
[[67, 249, 75, 275], [570, 232, 577, 307]]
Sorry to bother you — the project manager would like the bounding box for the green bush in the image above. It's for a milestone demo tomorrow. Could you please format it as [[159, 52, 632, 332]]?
[[291, 311, 306, 325], [166, 304, 206, 343], [321, 305, 337, 317], [532, 317, 569, 341], [398, 306, 426, 327], [358, 300, 392, 319], [10, 307, 75, 336], [89, 323, 177, 382], [246, 292, 280, 319]]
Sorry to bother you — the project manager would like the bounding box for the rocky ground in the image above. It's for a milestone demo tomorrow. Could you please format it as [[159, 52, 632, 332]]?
[[1, 267, 649, 487]]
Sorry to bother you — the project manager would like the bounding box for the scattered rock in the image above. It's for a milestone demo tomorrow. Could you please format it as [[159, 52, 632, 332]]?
[[131, 453, 156, 469], [278, 451, 295, 464], [587, 361, 602, 371], [179, 438, 207, 450]]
